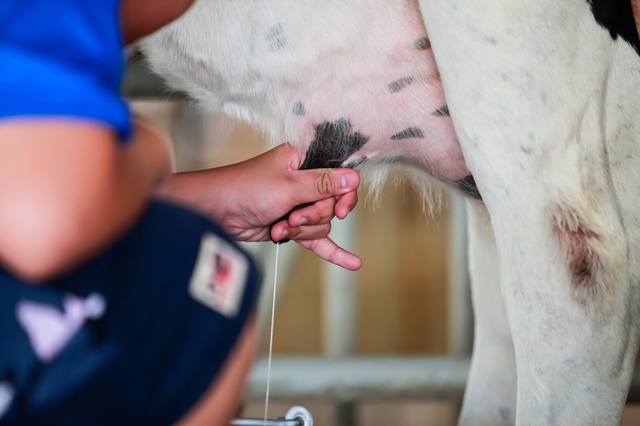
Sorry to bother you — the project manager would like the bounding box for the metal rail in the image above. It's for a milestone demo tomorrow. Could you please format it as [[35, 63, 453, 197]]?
[[447, 196, 473, 356], [232, 420, 300, 426], [243, 357, 469, 402], [322, 215, 359, 425], [245, 356, 640, 403]]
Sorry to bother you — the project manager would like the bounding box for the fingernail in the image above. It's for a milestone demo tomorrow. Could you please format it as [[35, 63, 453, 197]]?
[[340, 207, 351, 220], [281, 229, 289, 239], [298, 217, 308, 225], [341, 173, 356, 189]]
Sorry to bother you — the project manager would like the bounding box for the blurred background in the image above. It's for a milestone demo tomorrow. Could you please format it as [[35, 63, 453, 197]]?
[[125, 60, 640, 426]]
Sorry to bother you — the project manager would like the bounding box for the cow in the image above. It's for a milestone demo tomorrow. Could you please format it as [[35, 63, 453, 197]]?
[[140, 0, 640, 424]]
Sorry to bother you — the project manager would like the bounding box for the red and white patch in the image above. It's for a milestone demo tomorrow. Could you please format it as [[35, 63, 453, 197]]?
[[188, 233, 248, 318]]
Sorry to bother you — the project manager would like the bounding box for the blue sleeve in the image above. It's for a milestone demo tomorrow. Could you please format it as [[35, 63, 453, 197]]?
[[0, 1, 131, 140]]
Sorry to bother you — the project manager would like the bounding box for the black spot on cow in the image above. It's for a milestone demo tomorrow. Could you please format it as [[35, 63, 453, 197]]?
[[588, 0, 640, 53], [301, 119, 370, 169], [455, 175, 482, 200], [499, 407, 511, 423], [433, 105, 450, 117], [292, 101, 306, 116], [389, 77, 413, 93], [391, 127, 425, 140], [266, 24, 286, 51], [484, 35, 498, 44], [415, 37, 431, 50]]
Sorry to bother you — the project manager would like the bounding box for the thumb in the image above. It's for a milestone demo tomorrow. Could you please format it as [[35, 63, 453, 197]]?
[[292, 168, 360, 204]]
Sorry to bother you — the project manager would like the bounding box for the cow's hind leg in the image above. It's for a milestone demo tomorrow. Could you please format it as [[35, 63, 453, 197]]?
[[459, 203, 516, 426], [420, 0, 640, 423]]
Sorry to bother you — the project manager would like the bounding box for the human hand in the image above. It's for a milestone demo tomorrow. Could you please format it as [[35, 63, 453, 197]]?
[[159, 144, 362, 270]]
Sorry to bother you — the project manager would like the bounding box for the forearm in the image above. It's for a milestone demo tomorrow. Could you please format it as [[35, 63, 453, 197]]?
[[0, 118, 171, 281], [156, 154, 282, 236], [156, 167, 235, 226]]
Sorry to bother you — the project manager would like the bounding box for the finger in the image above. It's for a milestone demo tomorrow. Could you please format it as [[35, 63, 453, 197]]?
[[296, 237, 362, 271], [288, 198, 336, 226], [335, 190, 358, 220], [272, 222, 332, 242], [291, 168, 360, 205], [270, 220, 293, 242], [289, 223, 333, 241]]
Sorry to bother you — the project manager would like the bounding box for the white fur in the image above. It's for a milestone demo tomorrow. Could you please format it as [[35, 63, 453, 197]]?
[[142, 1, 640, 424]]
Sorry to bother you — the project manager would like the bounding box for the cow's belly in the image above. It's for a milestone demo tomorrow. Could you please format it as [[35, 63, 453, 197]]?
[[286, 68, 470, 182], [142, 0, 471, 188]]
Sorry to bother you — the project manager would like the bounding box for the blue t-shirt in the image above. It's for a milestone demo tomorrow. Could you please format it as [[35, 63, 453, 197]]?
[[0, 1, 131, 139]]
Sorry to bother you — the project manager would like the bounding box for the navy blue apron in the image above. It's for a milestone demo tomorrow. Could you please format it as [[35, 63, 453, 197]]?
[[0, 201, 261, 425]]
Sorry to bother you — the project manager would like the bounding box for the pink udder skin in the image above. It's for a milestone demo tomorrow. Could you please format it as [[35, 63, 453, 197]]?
[[283, 22, 470, 183]]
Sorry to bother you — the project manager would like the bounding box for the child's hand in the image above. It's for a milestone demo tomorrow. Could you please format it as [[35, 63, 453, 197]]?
[[157, 144, 362, 270]]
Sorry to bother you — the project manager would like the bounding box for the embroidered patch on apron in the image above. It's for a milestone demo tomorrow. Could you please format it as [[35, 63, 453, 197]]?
[[188, 233, 248, 318]]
